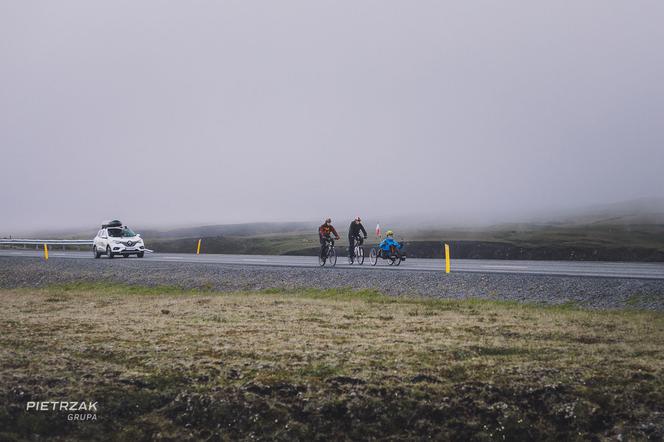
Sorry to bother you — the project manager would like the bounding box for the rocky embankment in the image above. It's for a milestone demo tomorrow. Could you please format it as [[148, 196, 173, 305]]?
[[1, 256, 663, 310]]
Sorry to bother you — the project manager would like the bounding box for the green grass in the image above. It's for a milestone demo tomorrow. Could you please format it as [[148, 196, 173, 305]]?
[[1, 284, 664, 440], [137, 222, 664, 261]]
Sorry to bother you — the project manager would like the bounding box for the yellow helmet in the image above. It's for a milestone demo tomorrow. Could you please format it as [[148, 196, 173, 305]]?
[[386, 230, 394, 236]]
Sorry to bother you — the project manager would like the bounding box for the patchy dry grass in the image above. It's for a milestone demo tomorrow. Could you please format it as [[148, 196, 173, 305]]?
[[1, 284, 664, 441]]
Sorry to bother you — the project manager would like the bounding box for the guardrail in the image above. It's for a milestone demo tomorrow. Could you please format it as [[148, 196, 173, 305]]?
[[0, 239, 153, 257], [0, 239, 93, 260], [0, 239, 93, 245]]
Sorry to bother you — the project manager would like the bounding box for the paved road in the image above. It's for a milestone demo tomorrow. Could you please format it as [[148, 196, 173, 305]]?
[[2, 249, 664, 280]]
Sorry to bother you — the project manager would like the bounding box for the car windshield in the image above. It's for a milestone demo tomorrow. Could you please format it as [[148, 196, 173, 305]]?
[[108, 227, 137, 238]]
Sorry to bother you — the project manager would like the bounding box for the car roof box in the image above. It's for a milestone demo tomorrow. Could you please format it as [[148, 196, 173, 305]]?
[[102, 220, 123, 228]]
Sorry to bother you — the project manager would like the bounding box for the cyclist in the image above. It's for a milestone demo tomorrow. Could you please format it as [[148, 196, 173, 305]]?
[[319, 218, 340, 259], [348, 217, 368, 260], [378, 230, 402, 257]]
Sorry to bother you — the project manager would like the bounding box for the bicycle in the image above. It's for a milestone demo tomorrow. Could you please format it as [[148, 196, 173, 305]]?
[[348, 235, 365, 265], [318, 236, 337, 267], [369, 244, 406, 266]]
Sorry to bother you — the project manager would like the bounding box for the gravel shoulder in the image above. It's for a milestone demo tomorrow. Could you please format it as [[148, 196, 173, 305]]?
[[1, 256, 663, 310]]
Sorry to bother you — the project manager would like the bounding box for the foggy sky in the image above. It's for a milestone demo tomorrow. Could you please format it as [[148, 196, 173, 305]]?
[[2, 1, 664, 234]]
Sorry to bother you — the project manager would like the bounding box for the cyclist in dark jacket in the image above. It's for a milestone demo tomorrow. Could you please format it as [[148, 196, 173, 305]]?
[[348, 217, 368, 260]]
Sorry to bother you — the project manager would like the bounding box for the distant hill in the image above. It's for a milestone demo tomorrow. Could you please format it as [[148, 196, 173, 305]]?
[[532, 197, 664, 226], [143, 222, 317, 239], [3, 199, 664, 261]]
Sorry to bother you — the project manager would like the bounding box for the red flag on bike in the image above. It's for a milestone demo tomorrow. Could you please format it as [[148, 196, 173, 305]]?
[[375, 223, 381, 238]]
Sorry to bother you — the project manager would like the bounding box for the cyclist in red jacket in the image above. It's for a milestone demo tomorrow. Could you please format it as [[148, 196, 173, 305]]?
[[319, 218, 340, 259]]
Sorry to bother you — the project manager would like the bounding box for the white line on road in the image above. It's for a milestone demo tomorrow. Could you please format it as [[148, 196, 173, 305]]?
[[479, 265, 530, 270], [2, 250, 663, 279]]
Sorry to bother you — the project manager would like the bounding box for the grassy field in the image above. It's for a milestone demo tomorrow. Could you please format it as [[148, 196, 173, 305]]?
[[142, 223, 664, 261], [1, 285, 664, 440], [5, 218, 664, 261]]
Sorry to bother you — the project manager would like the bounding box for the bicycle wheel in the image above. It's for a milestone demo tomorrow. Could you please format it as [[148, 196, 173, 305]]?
[[394, 253, 402, 266], [318, 247, 326, 266], [369, 248, 378, 266], [356, 246, 364, 265], [328, 247, 337, 267], [388, 255, 396, 265]]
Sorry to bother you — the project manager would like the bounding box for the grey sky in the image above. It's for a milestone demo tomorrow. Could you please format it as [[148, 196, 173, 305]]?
[[1, 1, 663, 234]]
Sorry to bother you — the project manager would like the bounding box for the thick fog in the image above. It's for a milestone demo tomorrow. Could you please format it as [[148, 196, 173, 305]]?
[[1, 1, 663, 234]]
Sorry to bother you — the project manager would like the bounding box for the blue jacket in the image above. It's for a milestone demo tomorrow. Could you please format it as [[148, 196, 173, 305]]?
[[378, 237, 402, 251]]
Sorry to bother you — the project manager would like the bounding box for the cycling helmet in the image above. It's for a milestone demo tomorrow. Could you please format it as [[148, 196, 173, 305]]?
[[386, 230, 394, 236], [325, 218, 332, 223]]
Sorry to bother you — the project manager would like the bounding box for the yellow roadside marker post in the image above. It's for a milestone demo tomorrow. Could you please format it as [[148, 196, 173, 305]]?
[[44, 244, 49, 260], [197, 239, 202, 255], [444, 243, 450, 274]]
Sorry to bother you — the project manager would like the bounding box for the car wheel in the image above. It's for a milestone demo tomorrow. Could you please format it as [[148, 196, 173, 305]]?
[[107, 246, 114, 259], [137, 252, 144, 258]]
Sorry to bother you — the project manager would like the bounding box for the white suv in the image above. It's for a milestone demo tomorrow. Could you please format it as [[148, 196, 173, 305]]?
[[93, 220, 146, 259]]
